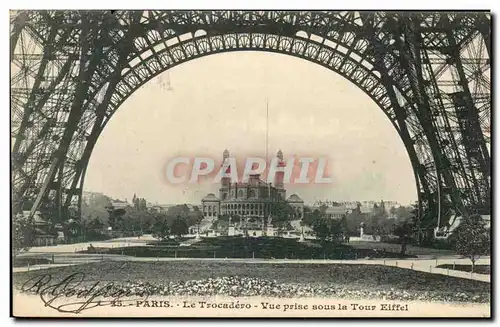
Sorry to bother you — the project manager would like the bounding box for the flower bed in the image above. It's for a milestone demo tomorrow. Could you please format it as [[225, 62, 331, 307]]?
[[13, 261, 490, 303]]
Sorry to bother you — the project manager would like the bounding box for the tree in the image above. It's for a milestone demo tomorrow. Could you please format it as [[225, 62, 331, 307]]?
[[133, 194, 140, 211], [394, 206, 415, 222], [88, 217, 104, 231], [139, 212, 155, 233], [319, 204, 328, 216], [454, 214, 490, 272], [107, 206, 126, 230], [81, 193, 112, 223], [167, 204, 190, 218], [139, 198, 147, 211], [302, 208, 323, 227], [273, 202, 295, 225], [64, 218, 82, 240], [218, 214, 230, 221], [121, 210, 143, 232], [169, 216, 188, 238], [393, 220, 413, 257], [389, 206, 396, 218], [12, 213, 34, 256], [211, 220, 219, 231], [81, 217, 106, 241], [369, 201, 389, 237], [328, 219, 344, 243], [340, 215, 349, 241], [345, 210, 367, 236], [232, 214, 241, 225], [376, 217, 397, 238], [152, 214, 170, 240], [312, 218, 343, 243], [186, 210, 204, 229], [354, 202, 362, 214], [312, 219, 330, 242]]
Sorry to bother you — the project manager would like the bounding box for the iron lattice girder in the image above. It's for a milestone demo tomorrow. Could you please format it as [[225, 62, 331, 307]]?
[[10, 10, 491, 220], [357, 13, 439, 220], [358, 13, 491, 216], [415, 14, 490, 211], [360, 14, 466, 220]]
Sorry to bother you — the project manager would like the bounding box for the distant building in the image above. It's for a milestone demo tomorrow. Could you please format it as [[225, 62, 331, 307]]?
[[82, 191, 105, 203], [108, 199, 133, 211], [313, 200, 401, 215], [149, 204, 176, 213], [201, 149, 304, 220], [324, 206, 350, 219], [287, 194, 305, 218], [201, 194, 220, 218]]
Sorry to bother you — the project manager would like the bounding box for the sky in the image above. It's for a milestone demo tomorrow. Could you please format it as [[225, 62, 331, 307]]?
[[84, 51, 418, 206]]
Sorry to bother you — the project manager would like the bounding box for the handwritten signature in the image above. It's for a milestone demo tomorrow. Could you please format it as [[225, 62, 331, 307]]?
[[20, 272, 154, 314]]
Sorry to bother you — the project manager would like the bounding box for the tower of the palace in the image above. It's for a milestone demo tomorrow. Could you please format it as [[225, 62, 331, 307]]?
[[219, 149, 231, 200], [274, 149, 287, 201]]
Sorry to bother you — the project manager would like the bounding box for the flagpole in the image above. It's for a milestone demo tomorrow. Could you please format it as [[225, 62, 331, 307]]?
[[264, 63, 269, 181], [266, 96, 269, 170]]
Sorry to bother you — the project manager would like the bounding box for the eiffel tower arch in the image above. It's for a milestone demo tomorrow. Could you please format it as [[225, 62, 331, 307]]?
[[11, 11, 491, 231]]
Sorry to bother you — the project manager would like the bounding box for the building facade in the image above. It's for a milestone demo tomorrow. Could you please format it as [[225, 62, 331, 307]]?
[[201, 150, 304, 220], [324, 206, 350, 219]]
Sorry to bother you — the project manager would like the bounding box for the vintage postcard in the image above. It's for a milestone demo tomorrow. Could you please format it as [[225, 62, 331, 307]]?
[[10, 10, 491, 318]]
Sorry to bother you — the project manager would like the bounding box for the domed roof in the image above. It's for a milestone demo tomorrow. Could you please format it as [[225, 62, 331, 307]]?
[[287, 194, 304, 203], [202, 193, 219, 202]]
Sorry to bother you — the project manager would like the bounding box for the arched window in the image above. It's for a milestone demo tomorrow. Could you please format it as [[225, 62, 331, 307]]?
[[248, 189, 256, 198], [238, 190, 244, 198]]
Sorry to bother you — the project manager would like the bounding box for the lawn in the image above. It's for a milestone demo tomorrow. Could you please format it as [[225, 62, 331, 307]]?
[[13, 261, 490, 303], [81, 237, 418, 259], [13, 257, 52, 267]]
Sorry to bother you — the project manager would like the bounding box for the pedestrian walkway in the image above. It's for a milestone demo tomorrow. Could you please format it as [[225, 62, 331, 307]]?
[[350, 257, 490, 282], [24, 235, 152, 253], [13, 263, 78, 273]]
